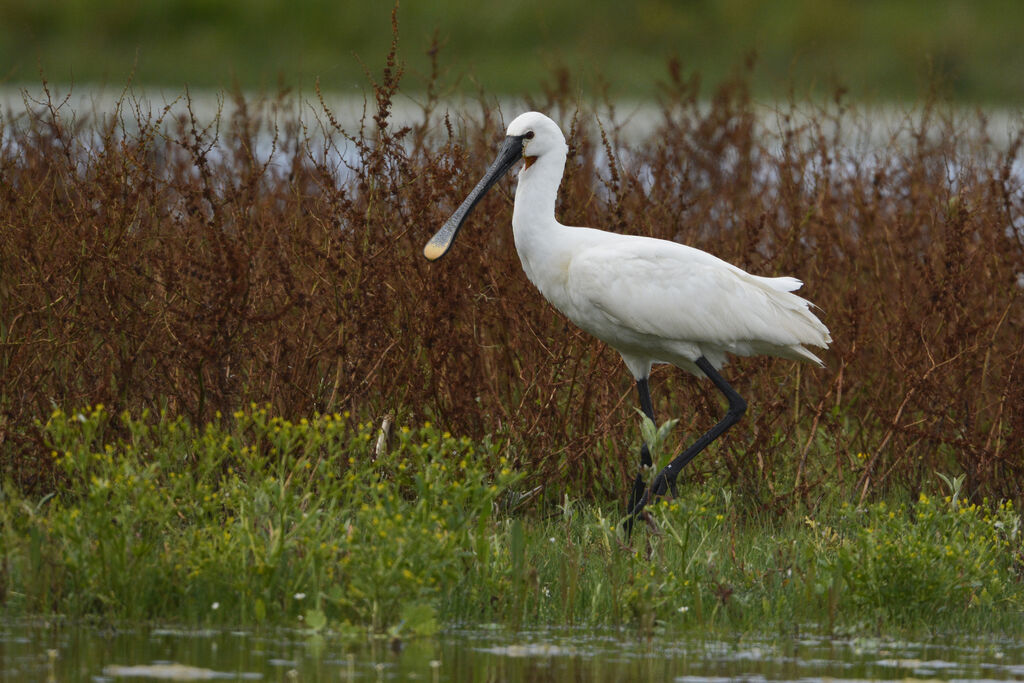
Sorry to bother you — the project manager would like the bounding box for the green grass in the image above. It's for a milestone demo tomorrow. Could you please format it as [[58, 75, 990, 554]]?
[[3, 0, 1024, 101], [3, 407, 1023, 636]]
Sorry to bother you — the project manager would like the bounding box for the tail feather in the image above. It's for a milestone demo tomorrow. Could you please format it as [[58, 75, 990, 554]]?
[[765, 276, 804, 293], [759, 280, 832, 365]]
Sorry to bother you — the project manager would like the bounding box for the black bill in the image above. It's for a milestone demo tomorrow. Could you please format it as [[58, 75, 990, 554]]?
[[423, 134, 525, 261]]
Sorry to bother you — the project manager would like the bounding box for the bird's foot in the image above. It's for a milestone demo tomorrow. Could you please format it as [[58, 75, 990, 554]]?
[[648, 469, 678, 501]]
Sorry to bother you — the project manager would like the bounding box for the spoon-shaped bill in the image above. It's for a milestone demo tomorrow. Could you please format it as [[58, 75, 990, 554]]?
[[423, 134, 525, 261]]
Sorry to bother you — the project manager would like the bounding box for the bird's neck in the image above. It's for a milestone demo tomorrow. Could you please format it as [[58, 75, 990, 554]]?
[[511, 149, 573, 300], [512, 150, 566, 236]]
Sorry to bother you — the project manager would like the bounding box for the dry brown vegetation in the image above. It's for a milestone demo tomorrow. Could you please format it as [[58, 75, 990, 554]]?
[[2, 57, 1023, 510]]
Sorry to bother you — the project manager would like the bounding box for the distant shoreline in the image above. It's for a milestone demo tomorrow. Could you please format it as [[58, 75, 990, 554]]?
[[3, 84, 1021, 153]]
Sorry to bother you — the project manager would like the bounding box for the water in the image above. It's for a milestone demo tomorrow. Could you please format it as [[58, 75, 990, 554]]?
[[4, 620, 1024, 682]]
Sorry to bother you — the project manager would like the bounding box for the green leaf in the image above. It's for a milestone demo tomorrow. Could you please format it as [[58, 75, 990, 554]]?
[[655, 418, 679, 447], [635, 408, 657, 448], [400, 602, 439, 637], [304, 607, 328, 631]]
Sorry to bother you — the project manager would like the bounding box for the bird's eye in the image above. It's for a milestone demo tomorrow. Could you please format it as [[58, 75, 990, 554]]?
[[524, 131, 535, 139]]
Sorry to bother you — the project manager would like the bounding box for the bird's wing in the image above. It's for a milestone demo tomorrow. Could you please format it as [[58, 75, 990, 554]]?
[[564, 238, 829, 357]]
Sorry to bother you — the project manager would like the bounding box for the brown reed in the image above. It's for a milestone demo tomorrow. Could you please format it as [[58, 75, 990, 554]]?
[[2, 49, 1022, 511]]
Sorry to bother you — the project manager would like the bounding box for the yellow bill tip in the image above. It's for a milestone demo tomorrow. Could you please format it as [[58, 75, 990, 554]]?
[[423, 241, 447, 261]]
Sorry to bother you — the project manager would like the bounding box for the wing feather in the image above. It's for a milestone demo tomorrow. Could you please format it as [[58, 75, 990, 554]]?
[[563, 238, 830, 366]]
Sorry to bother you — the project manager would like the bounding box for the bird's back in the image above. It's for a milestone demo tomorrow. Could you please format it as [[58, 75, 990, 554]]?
[[527, 227, 831, 378]]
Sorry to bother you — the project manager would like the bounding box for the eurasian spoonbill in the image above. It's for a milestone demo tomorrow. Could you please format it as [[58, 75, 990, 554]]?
[[424, 112, 831, 524]]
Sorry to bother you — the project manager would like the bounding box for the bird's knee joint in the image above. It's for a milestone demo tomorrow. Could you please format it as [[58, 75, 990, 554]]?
[[729, 396, 747, 420]]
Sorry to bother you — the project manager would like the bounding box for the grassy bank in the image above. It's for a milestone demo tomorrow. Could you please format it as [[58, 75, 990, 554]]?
[[2, 407, 1022, 635]]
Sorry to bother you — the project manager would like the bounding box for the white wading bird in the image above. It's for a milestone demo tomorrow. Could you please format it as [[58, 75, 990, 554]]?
[[424, 112, 831, 525]]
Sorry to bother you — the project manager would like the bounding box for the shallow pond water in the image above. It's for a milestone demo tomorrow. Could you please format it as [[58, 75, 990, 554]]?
[[3, 619, 1024, 682]]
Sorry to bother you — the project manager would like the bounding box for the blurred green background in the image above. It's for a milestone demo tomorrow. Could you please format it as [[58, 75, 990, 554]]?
[[2, 0, 1023, 102]]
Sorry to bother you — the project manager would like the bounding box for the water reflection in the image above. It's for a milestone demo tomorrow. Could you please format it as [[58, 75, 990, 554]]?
[[2, 619, 1023, 681]]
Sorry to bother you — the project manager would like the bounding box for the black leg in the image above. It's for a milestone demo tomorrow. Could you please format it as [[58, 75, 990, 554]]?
[[626, 378, 656, 527], [627, 356, 747, 521]]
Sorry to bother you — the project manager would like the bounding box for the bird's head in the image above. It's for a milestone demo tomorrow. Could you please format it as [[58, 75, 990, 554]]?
[[506, 111, 568, 169], [423, 112, 566, 261]]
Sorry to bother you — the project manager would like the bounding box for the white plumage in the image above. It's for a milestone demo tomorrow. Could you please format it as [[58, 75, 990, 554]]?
[[425, 111, 831, 522]]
